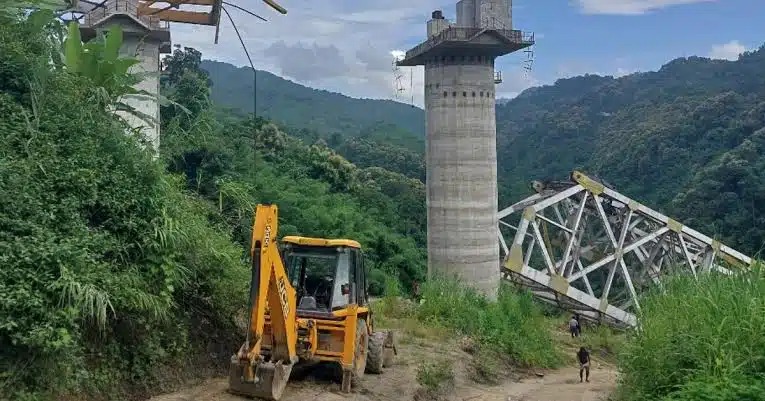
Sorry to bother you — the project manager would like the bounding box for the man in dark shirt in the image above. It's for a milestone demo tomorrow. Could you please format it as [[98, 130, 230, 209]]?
[[577, 347, 590, 383]]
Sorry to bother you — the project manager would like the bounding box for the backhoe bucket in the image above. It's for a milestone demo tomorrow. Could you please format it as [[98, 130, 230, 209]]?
[[228, 356, 294, 400]]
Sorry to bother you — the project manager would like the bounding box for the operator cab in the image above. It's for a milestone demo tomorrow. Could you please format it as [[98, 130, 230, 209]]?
[[280, 236, 367, 315]]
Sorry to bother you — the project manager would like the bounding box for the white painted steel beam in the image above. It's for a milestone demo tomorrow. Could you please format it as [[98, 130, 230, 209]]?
[[497, 170, 753, 328]]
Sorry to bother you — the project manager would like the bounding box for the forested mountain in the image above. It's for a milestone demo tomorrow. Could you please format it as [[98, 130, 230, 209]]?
[[200, 60, 424, 139], [205, 46, 765, 255], [201, 60, 426, 181]]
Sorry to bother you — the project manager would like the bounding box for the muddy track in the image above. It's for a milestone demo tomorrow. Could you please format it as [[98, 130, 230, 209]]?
[[148, 364, 616, 401], [148, 334, 617, 401]]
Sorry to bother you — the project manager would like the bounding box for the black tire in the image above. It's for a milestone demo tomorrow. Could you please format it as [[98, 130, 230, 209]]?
[[366, 331, 386, 374], [351, 318, 368, 386], [383, 331, 396, 368]]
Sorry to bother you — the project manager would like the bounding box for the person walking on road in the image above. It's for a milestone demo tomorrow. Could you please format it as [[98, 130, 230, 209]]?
[[569, 316, 580, 337], [577, 347, 590, 383]]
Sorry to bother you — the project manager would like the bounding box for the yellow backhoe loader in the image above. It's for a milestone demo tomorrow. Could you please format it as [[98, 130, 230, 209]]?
[[228, 204, 397, 400]]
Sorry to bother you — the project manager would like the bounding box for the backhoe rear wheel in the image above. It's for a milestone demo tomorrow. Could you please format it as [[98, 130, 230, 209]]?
[[382, 330, 397, 368], [366, 331, 386, 374]]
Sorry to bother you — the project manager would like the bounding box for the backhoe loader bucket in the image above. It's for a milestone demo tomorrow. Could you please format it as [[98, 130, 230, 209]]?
[[228, 356, 294, 400]]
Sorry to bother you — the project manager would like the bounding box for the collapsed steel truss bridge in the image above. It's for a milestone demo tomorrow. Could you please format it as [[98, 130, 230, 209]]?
[[497, 171, 753, 329]]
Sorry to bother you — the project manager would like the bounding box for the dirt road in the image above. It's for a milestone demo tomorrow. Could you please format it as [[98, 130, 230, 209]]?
[[150, 307, 617, 401], [148, 358, 616, 401], [495, 366, 617, 401]]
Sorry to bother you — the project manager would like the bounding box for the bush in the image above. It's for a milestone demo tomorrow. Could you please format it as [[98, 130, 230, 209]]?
[[658, 376, 765, 401], [468, 343, 505, 384], [416, 277, 563, 369], [616, 266, 765, 401], [415, 359, 455, 401], [375, 273, 413, 317]]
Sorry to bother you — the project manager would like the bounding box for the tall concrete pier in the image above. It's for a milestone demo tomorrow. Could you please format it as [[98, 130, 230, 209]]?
[[80, 0, 171, 156], [397, 0, 533, 300]]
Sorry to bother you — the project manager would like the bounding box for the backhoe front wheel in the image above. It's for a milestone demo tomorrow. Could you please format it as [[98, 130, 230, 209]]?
[[342, 318, 368, 392]]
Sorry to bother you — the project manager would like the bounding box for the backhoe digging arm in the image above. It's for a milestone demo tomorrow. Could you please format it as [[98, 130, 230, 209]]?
[[230, 204, 298, 400]]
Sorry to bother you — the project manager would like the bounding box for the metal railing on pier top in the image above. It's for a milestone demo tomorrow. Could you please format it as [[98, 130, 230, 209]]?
[[404, 26, 534, 60], [83, 0, 169, 30]]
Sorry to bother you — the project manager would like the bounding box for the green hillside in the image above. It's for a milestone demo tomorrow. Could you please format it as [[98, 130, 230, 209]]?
[[200, 60, 424, 139], [201, 59, 426, 180]]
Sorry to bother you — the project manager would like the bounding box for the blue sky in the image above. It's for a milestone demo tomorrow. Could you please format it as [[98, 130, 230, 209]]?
[[169, 0, 765, 105], [506, 0, 764, 90]]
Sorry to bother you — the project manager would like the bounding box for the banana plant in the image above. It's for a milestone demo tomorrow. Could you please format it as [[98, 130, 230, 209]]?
[[63, 21, 189, 127]]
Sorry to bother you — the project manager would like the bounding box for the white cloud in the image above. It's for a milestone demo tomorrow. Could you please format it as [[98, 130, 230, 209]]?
[[497, 70, 539, 99], [164, 1, 535, 108], [573, 0, 716, 15], [614, 66, 639, 77], [165, 0, 445, 107], [708, 40, 749, 61], [554, 58, 640, 80], [556, 60, 597, 78]]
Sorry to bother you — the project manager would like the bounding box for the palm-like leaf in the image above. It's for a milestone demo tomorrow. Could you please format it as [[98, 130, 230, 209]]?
[[115, 101, 159, 125], [64, 20, 82, 73], [61, 21, 190, 127]]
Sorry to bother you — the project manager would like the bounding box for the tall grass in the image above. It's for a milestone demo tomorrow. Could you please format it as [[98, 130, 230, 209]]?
[[581, 325, 624, 358], [416, 277, 563, 369], [616, 266, 765, 401]]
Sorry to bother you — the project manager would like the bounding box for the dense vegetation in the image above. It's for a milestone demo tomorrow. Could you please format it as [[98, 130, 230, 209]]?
[[416, 279, 562, 370], [201, 60, 427, 182], [0, 12, 249, 401], [616, 267, 765, 401]]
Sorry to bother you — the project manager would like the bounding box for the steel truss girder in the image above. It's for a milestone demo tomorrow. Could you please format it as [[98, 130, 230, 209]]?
[[497, 170, 753, 328]]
